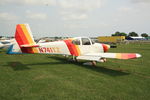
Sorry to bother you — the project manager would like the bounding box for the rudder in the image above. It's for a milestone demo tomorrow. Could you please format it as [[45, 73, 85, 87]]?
[[8, 24, 39, 54]]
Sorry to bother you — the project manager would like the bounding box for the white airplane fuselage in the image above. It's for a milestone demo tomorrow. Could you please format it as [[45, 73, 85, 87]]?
[[34, 37, 108, 57], [37, 40, 104, 56]]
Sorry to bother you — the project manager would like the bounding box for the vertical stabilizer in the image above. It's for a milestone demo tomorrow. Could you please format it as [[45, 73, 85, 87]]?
[[8, 24, 39, 54]]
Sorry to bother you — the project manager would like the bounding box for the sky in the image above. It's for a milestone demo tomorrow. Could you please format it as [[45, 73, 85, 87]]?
[[0, 0, 150, 37]]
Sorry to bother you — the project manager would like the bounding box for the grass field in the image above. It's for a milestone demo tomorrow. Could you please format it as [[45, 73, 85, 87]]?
[[0, 43, 150, 100]]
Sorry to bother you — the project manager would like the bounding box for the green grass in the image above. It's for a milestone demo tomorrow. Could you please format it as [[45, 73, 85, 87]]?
[[0, 43, 150, 100]]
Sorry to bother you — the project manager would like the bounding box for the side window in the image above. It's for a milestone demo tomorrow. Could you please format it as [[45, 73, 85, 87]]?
[[82, 38, 91, 45], [72, 39, 80, 45]]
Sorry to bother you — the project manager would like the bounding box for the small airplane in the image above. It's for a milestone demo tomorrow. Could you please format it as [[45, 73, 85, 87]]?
[[0, 39, 14, 49], [37, 39, 47, 43], [7, 24, 141, 65]]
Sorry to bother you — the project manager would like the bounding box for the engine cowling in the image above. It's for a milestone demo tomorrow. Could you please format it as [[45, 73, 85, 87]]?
[[102, 44, 110, 52]]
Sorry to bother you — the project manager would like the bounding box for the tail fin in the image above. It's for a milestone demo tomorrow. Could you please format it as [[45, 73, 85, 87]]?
[[7, 24, 39, 54]]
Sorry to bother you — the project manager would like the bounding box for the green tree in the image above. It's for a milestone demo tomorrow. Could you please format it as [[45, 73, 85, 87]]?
[[112, 31, 127, 36], [128, 32, 138, 37], [141, 33, 148, 37]]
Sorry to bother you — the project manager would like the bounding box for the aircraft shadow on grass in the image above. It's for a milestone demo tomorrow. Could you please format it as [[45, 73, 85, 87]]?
[[48, 56, 130, 76], [6, 56, 130, 76], [6, 62, 31, 71]]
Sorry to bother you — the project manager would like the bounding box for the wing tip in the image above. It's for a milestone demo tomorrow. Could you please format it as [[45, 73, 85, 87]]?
[[116, 53, 142, 59], [136, 53, 142, 58]]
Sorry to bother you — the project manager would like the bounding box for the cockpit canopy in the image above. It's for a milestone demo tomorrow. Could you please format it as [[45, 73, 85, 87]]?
[[72, 37, 95, 45]]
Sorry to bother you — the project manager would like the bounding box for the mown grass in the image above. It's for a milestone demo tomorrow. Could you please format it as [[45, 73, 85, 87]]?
[[0, 43, 150, 100]]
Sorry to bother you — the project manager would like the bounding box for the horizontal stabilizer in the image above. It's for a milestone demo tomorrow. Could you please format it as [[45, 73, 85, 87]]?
[[21, 44, 39, 48]]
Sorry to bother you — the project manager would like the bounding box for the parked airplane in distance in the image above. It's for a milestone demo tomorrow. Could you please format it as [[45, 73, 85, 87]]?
[[7, 24, 141, 65], [0, 39, 14, 49]]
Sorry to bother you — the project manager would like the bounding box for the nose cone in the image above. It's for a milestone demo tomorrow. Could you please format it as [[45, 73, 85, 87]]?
[[102, 44, 110, 52]]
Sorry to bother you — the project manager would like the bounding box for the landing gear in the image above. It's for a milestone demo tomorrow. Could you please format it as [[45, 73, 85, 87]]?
[[67, 56, 79, 62], [73, 56, 79, 62], [92, 61, 97, 66], [99, 58, 107, 62]]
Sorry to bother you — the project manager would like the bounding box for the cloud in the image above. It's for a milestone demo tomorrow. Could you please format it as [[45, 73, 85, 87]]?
[[26, 11, 47, 20], [0, 0, 103, 21], [58, 0, 103, 20], [0, 0, 56, 6], [0, 12, 18, 21]]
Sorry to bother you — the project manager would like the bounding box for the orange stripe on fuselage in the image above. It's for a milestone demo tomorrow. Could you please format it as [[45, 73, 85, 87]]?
[[64, 39, 80, 56], [75, 45, 81, 56], [68, 39, 79, 56]]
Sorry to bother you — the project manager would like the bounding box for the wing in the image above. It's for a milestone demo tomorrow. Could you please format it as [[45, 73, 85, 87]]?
[[77, 53, 141, 61]]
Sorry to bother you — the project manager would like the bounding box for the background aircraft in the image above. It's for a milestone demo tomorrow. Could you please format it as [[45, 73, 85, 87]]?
[[7, 24, 141, 65], [0, 39, 14, 49]]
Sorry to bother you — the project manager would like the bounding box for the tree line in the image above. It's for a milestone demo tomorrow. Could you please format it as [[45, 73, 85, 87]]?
[[111, 32, 149, 37]]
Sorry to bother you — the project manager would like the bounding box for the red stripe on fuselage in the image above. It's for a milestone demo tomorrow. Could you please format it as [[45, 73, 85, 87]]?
[[64, 39, 79, 56]]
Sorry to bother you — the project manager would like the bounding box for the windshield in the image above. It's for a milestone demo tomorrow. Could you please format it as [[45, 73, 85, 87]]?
[[91, 39, 95, 44]]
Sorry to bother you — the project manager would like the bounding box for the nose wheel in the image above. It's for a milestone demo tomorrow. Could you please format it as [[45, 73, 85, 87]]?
[[99, 58, 107, 62]]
